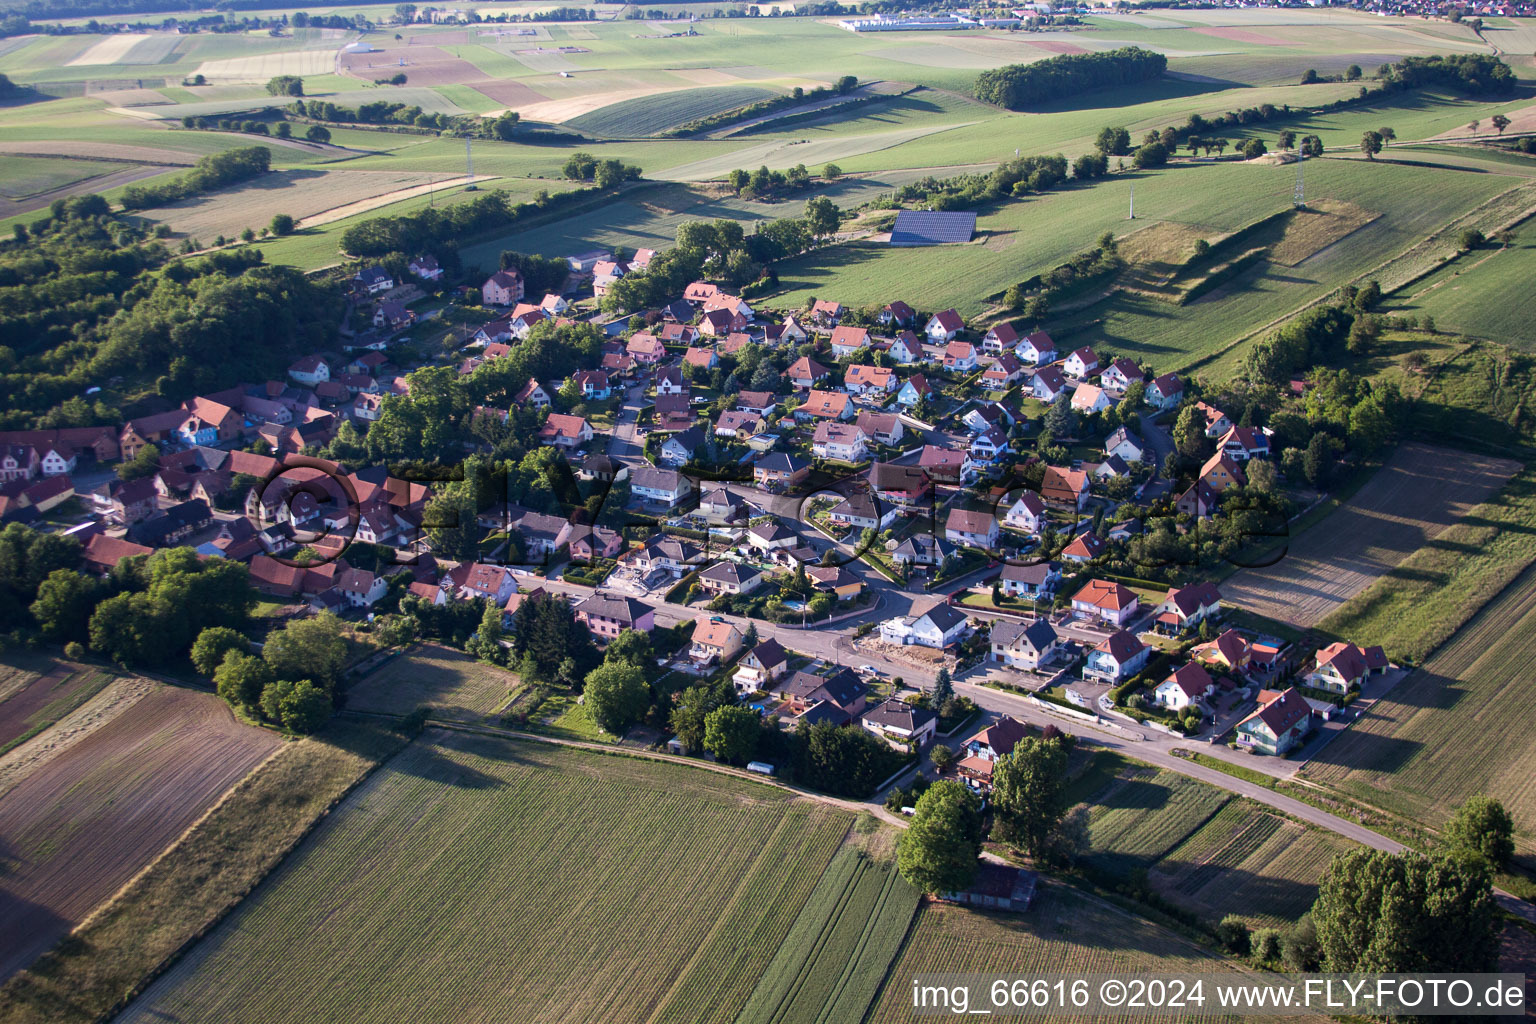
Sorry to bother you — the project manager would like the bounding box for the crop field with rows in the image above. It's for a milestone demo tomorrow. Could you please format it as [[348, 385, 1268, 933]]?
[[1302, 564, 1536, 853], [735, 845, 920, 1024], [118, 731, 853, 1024]]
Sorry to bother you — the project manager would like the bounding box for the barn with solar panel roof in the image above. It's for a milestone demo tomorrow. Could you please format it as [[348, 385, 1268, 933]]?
[[888, 210, 977, 246]]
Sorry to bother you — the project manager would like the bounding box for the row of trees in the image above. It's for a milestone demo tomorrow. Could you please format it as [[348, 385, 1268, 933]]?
[[561, 151, 643, 187], [120, 145, 272, 211]]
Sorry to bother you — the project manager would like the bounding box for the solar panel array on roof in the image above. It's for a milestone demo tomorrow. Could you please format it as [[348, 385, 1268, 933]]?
[[889, 210, 977, 247]]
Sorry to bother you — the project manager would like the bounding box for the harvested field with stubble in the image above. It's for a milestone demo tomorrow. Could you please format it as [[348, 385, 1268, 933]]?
[[0, 657, 113, 755], [346, 642, 521, 721], [1268, 198, 1379, 266], [1220, 443, 1518, 627], [1301, 562, 1536, 852], [0, 684, 281, 981], [117, 731, 852, 1024]]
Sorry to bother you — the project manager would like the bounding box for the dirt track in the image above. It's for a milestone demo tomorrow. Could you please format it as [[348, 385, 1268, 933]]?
[[0, 685, 280, 981], [1221, 443, 1519, 627]]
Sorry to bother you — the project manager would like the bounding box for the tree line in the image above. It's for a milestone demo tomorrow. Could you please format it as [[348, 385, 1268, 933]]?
[[119, 145, 272, 211], [974, 46, 1167, 110], [667, 75, 859, 136], [0, 197, 340, 431]]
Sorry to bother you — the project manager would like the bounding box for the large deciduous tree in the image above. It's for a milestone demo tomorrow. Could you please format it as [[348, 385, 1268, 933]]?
[[583, 662, 650, 736], [1312, 849, 1500, 973], [897, 780, 982, 895], [990, 735, 1070, 857]]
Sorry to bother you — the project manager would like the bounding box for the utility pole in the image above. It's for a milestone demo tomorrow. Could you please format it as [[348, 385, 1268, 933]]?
[[1294, 147, 1305, 208], [1128, 182, 1135, 220], [465, 139, 476, 191]]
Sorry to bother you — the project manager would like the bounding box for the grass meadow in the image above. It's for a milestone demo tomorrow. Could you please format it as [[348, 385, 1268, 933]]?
[[345, 643, 522, 721], [1385, 223, 1536, 349], [117, 731, 853, 1024]]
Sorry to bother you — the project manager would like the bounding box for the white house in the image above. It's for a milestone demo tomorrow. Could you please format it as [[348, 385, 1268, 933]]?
[[1105, 426, 1145, 463], [925, 309, 963, 342], [1082, 629, 1150, 683], [1070, 579, 1139, 626], [1146, 372, 1184, 410], [887, 332, 921, 364], [812, 421, 868, 462], [1100, 357, 1141, 392], [1015, 330, 1057, 366], [861, 699, 937, 748], [879, 601, 968, 648], [1002, 491, 1047, 534], [945, 507, 999, 549], [1154, 663, 1216, 711], [997, 560, 1061, 599], [1032, 366, 1066, 402], [1063, 346, 1099, 379], [1070, 383, 1111, 415]]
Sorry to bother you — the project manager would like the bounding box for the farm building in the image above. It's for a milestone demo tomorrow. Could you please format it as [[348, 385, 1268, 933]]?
[[889, 211, 977, 247], [939, 864, 1037, 912]]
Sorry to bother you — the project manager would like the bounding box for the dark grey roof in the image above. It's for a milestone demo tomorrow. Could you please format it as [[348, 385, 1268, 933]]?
[[780, 668, 864, 708], [889, 210, 977, 247], [919, 601, 968, 631], [992, 619, 1055, 653], [862, 698, 936, 732], [574, 593, 647, 625]]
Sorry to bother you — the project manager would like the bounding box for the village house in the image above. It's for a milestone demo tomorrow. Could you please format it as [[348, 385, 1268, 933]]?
[[870, 461, 931, 510], [736, 391, 779, 417], [1199, 452, 1247, 493], [1236, 687, 1314, 755], [482, 269, 525, 306], [658, 323, 701, 345], [945, 507, 999, 549], [1105, 426, 1145, 463], [1155, 582, 1223, 634], [1060, 531, 1107, 563], [997, 560, 1062, 599], [1100, 357, 1142, 392], [925, 309, 963, 342], [682, 347, 718, 374], [1197, 402, 1234, 438], [918, 445, 977, 486], [787, 356, 831, 390], [809, 298, 844, 326], [1154, 662, 1216, 712], [626, 332, 666, 365], [894, 373, 932, 408], [1031, 366, 1067, 403], [812, 421, 868, 462], [827, 489, 895, 532], [855, 411, 904, 447], [990, 619, 1059, 671], [860, 699, 937, 749], [515, 511, 574, 559], [887, 332, 921, 365], [515, 378, 552, 409], [574, 369, 612, 400], [288, 355, 330, 386], [573, 593, 654, 641], [879, 300, 916, 327], [981, 353, 1024, 388], [734, 638, 790, 693], [767, 316, 809, 345], [829, 325, 870, 359], [408, 255, 442, 281], [632, 536, 702, 577], [1146, 372, 1184, 410], [844, 364, 896, 397], [659, 426, 705, 467], [890, 533, 954, 569], [1071, 579, 1139, 626], [1070, 383, 1111, 415], [772, 669, 866, 726], [943, 340, 978, 372], [753, 452, 810, 491], [808, 565, 863, 601], [568, 524, 623, 562], [981, 321, 1018, 354], [699, 308, 744, 337], [538, 413, 592, 449], [1040, 466, 1090, 511], [715, 410, 765, 439], [956, 715, 1027, 790], [1082, 629, 1150, 683], [1306, 641, 1389, 693], [1218, 425, 1271, 461], [654, 366, 688, 397], [879, 600, 968, 648], [454, 563, 517, 604], [1063, 346, 1098, 379], [630, 467, 695, 510], [334, 568, 389, 609], [747, 520, 798, 555], [355, 266, 394, 295], [691, 618, 745, 664], [1015, 330, 1057, 366]]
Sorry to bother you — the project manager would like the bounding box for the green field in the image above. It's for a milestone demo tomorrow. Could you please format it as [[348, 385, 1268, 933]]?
[[735, 843, 920, 1024], [567, 84, 778, 137], [346, 642, 521, 721], [0, 155, 119, 199], [1070, 752, 1351, 926], [1302, 564, 1536, 855], [117, 731, 853, 1024], [1386, 224, 1536, 349]]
